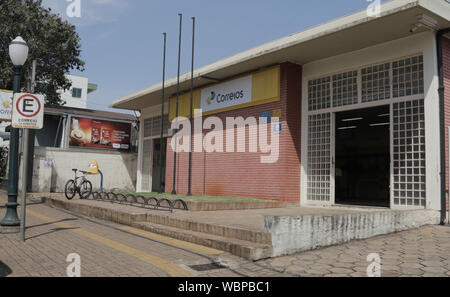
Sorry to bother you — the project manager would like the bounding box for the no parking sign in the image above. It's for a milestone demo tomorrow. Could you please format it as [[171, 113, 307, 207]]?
[[12, 93, 44, 129]]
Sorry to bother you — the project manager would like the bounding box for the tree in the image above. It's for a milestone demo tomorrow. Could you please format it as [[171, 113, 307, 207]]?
[[0, 0, 85, 106]]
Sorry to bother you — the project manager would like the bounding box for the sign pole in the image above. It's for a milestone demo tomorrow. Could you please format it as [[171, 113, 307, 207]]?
[[19, 60, 36, 242], [19, 129, 29, 242]]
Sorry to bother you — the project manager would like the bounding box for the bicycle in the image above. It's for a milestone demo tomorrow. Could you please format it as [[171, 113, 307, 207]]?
[[64, 169, 93, 200]]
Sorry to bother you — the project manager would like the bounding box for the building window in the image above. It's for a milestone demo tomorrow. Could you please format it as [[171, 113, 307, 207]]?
[[308, 77, 331, 111], [307, 113, 331, 202], [308, 54, 425, 110], [392, 55, 424, 98], [144, 115, 169, 138], [392, 99, 426, 207], [332, 70, 358, 107], [72, 88, 82, 98], [362, 63, 391, 103]]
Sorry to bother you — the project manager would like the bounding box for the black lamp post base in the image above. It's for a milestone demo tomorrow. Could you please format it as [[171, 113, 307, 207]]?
[[0, 202, 20, 227], [0, 225, 20, 234]]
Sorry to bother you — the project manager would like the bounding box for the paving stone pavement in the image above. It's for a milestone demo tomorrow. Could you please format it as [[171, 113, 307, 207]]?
[[258, 224, 450, 277], [1, 191, 450, 277], [0, 193, 282, 277]]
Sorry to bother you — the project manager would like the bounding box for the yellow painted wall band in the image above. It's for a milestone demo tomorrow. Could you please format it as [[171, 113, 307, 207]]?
[[169, 65, 280, 121]]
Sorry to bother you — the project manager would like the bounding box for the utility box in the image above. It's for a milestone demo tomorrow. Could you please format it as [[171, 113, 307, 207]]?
[[31, 157, 52, 193]]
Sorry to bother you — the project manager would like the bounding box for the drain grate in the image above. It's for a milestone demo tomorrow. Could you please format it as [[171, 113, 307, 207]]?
[[189, 263, 226, 272]]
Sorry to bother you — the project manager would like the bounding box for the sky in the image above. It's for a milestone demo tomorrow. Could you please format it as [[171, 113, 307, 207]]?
[[41, 0, 390, 114]]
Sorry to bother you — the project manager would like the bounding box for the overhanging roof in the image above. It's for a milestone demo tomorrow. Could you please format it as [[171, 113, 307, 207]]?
[[111, 0, 450, 111], [45, 106, 137, 122]]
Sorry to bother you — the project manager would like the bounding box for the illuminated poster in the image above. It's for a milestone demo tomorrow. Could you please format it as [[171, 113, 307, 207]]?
[[69, 117, 132, 150]]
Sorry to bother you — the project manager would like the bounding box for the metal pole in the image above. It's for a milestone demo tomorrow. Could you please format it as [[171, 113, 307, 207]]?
[[159, 33, 167, 194], [172, 13, 182, 195], [99, 170, 104, 193], [0, 65, 22, 227], [187, 17, 195, 196], [53, 116, 63, 147], [19, 130, 29, 241], [19, 60, 36, 241]]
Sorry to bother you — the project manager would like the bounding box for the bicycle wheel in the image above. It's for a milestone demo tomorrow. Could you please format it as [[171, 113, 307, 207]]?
[[79, 180, 93, 199], [64, 180, 77, 200]]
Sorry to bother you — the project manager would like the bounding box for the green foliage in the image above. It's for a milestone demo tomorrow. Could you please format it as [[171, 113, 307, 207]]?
[[0, 0, 85, 106]]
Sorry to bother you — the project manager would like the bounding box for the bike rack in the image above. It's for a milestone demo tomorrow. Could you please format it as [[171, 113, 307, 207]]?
[[86, 191, 189, 212]]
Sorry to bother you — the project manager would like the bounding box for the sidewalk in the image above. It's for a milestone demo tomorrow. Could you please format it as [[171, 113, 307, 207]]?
[[0, 191, 281, 277], [2, 191, 450, 277]]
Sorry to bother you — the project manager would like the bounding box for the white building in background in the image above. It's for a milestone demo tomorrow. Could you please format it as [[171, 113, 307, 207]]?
[[60, 74, 98, 109]]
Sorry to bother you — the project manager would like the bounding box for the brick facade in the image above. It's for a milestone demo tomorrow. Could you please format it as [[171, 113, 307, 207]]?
[[164, 62, 302, 203], [442, 36, 450, 210]]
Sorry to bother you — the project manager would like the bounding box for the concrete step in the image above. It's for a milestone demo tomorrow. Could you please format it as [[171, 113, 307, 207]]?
[[145, 213, 272, 245], [131, 221, 273, 261]]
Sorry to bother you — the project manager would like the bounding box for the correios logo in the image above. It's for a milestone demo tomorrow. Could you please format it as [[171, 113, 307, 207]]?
[[201, 75, 252, 112], [207, 90, 245, 105], [207, 91, 215, 105]]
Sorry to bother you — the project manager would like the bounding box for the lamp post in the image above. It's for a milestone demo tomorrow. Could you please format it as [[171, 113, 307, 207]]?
[[0, 36, 29, 228]]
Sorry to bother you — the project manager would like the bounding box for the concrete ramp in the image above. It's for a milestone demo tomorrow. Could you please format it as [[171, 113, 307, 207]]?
[[264, 210, 440, 257]]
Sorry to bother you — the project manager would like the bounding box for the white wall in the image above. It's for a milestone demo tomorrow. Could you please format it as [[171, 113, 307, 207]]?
[[59, 74, 89, 109], [34, 146, 138, 193], [300, 31, 441, 211]]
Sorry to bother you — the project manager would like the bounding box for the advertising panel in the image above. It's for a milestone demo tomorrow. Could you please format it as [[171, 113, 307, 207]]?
[[69, 117, 131, 150], [0, 90, 13, 121]]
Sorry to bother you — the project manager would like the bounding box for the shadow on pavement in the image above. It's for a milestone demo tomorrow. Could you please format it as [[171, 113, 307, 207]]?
[[26, 227, 80, 241], [27, 218, 78, 230], [0, 261, 12, 277]]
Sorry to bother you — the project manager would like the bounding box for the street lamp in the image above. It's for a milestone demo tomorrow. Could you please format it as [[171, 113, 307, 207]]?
[[0, 36, 29, 228]]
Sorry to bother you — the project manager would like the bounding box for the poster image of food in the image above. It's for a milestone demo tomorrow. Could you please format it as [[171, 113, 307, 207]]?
[[69, 117, 132, 150], [0, 89, 13, 122]]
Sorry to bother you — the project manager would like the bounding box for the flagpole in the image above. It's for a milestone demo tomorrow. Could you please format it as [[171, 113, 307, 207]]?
[[187, 17, 195, 196], [172, 13, 182, 195], [159, 32, 167, 194]]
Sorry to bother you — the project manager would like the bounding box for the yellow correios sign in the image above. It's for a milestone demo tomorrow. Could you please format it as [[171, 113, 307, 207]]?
[[169, 65, 280, 121]]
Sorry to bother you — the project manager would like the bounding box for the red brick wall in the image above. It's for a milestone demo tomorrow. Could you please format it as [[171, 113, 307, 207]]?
[[443, 36, 450, 211], [164, 62, 303, 203]]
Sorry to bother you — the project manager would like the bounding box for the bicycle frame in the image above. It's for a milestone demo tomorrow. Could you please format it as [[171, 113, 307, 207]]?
[[73, 170, 88, 191]]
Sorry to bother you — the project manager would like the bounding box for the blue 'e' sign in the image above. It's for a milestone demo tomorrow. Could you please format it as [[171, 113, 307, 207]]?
[[259, 111, 272, 124]]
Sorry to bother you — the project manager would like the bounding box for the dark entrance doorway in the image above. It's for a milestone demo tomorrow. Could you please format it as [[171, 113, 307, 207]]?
[[335, 105, 390, 207], [152, 138, 167, 193]]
